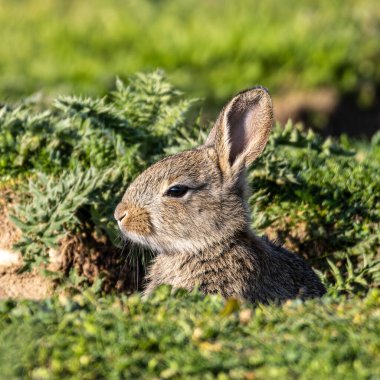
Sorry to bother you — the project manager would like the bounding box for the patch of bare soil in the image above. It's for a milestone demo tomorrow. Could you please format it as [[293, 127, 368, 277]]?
[[0, 189, 21, 250], [56, 233, 137, 293], [0, 265, 54, 300]]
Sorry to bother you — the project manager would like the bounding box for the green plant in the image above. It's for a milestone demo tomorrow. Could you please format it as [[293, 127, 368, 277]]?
[[0, 71, 199, 179], [0, 286, 379, 379], [9, 168, 116, 268]]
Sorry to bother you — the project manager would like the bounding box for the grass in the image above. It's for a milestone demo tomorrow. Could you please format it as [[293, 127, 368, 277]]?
[[0, 287, 379, 379]]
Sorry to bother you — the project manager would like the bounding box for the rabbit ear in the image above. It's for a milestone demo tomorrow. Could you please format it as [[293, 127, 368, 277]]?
[[205, 87, 273, 175]]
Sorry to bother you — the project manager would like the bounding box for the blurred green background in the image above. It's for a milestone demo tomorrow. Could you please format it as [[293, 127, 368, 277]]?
[[0, 0, 379, 135]]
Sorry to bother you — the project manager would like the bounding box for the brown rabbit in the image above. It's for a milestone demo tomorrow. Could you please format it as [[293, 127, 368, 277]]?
[[114, 87, 326, 303]]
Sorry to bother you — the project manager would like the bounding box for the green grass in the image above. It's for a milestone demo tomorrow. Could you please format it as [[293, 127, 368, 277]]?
[[0, 72, 379, 378], [1, 0, 379, 113], [0, 287, 379, 379]]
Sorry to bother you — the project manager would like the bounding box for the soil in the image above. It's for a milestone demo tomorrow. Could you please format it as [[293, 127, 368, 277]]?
[[0, 265, 54, 300], [0, 189, 21, 250]]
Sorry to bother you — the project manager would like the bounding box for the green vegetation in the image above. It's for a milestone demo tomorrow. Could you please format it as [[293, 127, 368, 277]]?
[[1, 0, 379, 113], [0, 73, 379, 378], [1, 287, 379, 379]]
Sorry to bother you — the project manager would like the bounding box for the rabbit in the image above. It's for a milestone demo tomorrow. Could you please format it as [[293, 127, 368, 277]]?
[[114, 87, 326, 303]]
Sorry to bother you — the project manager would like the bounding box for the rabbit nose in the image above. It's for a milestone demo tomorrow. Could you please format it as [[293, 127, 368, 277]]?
[[114, 204, 128, 222]]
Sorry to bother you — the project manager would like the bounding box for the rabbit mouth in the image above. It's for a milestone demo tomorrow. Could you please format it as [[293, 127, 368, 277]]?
[[119, 227, 152, 248], [118, 225, 208, 256], [117, 225, 163, 254]]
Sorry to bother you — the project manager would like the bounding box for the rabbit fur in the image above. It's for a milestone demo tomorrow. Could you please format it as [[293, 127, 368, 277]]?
[[115, 87, 326, 303]]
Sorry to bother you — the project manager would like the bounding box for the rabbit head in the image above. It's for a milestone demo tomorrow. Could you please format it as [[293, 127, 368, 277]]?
[[114, 87, 273, 255]]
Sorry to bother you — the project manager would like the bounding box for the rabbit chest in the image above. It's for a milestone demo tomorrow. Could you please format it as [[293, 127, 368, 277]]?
[[145, 243, 258, 299]]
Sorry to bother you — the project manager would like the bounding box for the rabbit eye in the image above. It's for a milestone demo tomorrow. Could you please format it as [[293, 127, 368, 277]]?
[[166, 185, 189, 198]]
